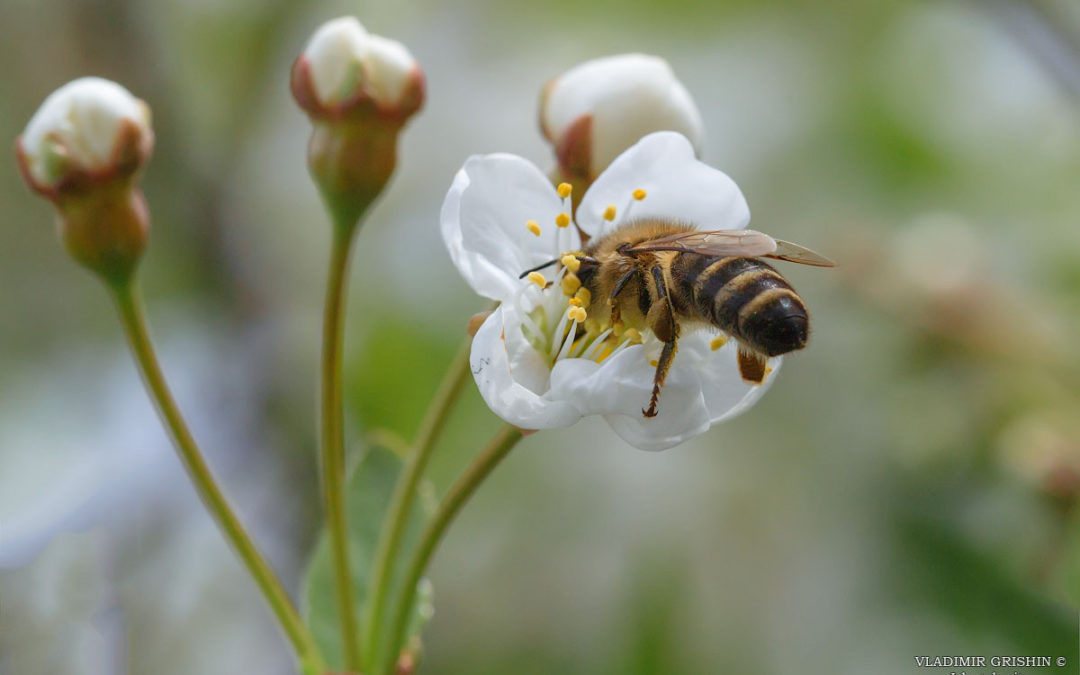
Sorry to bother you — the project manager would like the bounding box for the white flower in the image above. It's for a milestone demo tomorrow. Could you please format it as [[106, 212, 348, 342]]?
[[441, 131, 779, 451], [299, 16, 421, 110], [18, 77, 151, 189], [540, 54, 704, 182]]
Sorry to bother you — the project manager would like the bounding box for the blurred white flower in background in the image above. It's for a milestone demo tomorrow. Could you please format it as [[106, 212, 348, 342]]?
[[442, 131, 778, 451], [16, 77, 152, 191], [999, 411, 1080, 499], [0, 325, 298, 675], [540, 54, 703, 184]]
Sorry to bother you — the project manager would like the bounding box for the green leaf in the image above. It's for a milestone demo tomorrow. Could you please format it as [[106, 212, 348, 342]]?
[[302, 444, 435, 671]]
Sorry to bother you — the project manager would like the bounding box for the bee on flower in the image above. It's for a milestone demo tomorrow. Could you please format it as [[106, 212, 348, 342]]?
[[442, 131, 832, 451]]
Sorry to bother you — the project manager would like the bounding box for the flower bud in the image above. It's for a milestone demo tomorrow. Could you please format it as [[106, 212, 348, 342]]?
[[540, 54, 704, 192], [15, 77, 153, 286], [291, 17, 425, 229]]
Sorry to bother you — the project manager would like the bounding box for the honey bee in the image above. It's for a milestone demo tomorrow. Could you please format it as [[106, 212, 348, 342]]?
[[522, 221, 834, 418]]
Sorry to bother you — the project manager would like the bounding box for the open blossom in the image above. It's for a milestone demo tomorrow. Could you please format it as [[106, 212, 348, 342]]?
[[442, 132, 778, 451], [540, 54, 703, 188]]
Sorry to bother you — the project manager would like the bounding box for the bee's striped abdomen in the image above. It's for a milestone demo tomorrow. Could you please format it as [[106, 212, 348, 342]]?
[[674, 253, 809, 357]]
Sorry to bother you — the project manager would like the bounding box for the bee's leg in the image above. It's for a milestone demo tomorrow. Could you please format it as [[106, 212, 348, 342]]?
[[736, 345, 768, 384], [644, 266, 679, 418], [609, 269, 636, 326]]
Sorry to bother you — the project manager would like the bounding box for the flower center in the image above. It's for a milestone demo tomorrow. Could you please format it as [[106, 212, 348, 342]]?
[[516, 184, 652, 368]]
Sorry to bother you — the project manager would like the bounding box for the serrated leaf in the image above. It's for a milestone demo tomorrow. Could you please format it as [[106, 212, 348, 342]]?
[[301, 444, 435, 671]]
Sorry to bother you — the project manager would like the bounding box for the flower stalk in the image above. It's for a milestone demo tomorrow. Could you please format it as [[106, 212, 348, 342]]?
[[362, 336, 473, 667], [379, 424, 525, 675], [110, 282, 324, 674], [319, 222, 363, 671]]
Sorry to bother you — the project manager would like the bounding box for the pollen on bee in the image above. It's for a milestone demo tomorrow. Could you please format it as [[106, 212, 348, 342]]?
[[555, 213, 571, 228], [623, 328, 642, 343], [710, 335, 729, 351], [561, 273, 581, 295], [557, 182, 573, 199], [574, 287, 592, 307], [526, 219, 541, 236], [567, 306, 587, 323], [526, 271, 547, 288], [632, 188, 647, 201], [602, 205, 617, 221], [561, 254, 581, 272]]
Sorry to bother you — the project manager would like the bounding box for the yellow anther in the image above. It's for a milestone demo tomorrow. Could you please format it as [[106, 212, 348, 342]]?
[[568, 297, 583, 307], [567, 306, 587, 323], [574, 287, 592, 307], [612, 321, 625, 336], [555, 212, 571, 228], [602, 205, 617, 221], [557, 182, 573, 199], [623, 328, 642, 343], [561, 273, 581, 296], [709, 335, 729, 351], [526, 271, 547, 288], [526, 219, 541, 236], [649, 359, 658, 367], [632, 188, 647, 201], [561, 254, 581, 272]]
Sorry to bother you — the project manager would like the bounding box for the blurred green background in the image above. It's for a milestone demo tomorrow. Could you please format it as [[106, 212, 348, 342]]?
[[2, 0, 1080, 673]]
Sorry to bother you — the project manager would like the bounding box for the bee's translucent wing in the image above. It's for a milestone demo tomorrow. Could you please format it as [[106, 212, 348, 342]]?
[[625, 229, 778, 257], [766, 240, 836, 267]]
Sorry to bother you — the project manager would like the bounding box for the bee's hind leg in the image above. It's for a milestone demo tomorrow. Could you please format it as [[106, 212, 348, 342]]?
[[644, 266, 679, 418], [644, 339, 678, 418]]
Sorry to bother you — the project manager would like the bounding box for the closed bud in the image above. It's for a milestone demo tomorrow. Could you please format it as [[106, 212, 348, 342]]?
[[540, 54, 703, 194], [15, 77, 153, 286], [291, 17, 425, 229]]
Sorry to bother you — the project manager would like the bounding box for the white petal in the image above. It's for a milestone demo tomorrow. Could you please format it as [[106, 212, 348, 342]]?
[[669, 333, 781, 423], [21, 77, 150, 185], [304, 17, 369, 105], [542, 54, 703, 176], [549, 343, 712, 451], [701, 345, 782, 424], [576, 131, 750, 240], [362, 34, 417, 105], [470, 306, 582, 430], [304, 17, 418, 107], [441, 153, 580, 302]]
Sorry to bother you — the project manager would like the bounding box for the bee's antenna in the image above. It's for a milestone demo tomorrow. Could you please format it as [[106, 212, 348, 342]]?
[[518, 258, 560, 279]]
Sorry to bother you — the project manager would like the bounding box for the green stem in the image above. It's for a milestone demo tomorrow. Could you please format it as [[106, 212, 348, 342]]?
[[110, 282, 324, 672], [380, 425, 525, 674], [362, 337, 472, 667], [320, 226, 363, 671]]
